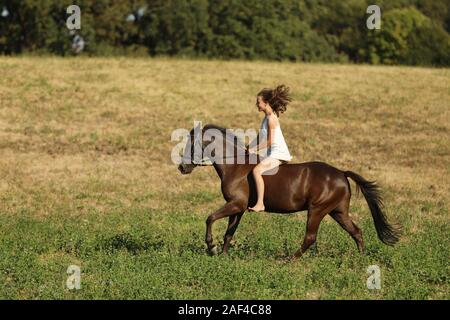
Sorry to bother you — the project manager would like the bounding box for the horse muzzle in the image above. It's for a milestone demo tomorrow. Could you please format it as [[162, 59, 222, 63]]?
[[178, 164, 194, 175]]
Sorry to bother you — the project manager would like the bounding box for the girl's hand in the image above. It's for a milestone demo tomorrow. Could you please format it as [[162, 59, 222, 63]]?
[[247, 146, 256, 154]]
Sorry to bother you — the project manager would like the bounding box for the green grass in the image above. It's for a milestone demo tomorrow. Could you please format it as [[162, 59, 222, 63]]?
[[0, 199, 448, 299]]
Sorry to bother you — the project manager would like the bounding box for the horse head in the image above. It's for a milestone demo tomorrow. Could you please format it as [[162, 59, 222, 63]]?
[[178, 123, 248, 174]]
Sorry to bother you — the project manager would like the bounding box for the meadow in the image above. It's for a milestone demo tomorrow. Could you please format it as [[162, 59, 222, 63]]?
[[0, 57, 448, 299]]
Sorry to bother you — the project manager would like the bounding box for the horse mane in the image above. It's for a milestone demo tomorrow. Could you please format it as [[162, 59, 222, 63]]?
[[202, 124, 246, 147]]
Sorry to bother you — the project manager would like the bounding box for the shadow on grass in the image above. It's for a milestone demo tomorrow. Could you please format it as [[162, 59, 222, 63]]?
[[95, 232, 165, 255]]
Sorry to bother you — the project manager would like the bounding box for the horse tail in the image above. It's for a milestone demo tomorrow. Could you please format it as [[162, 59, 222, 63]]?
[[344, 171, 401, 246]]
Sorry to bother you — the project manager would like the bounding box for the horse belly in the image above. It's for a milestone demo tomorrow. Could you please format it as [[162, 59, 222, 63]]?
[[263, 177, 306, 213]]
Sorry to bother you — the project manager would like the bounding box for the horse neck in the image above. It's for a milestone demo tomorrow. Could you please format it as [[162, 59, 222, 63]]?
[[212, 154, 256, 183], [210, 149, 242, 182], [205, 132, 248, 180], [212, 162, 226, 181]]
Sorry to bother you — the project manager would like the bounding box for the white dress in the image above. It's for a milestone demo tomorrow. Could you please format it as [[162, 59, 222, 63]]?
[[259, 115, 293, 162]]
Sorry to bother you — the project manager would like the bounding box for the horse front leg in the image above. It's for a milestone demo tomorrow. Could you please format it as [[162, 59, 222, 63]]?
[[222, 212, 244, 254], [205, 202, 243, 255]]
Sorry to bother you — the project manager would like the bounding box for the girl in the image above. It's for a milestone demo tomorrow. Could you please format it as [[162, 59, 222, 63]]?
[[248, 84, 293, 212]]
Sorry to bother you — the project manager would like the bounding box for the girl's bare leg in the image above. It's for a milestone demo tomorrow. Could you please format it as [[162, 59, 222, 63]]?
[[248, 157, 281, 212]]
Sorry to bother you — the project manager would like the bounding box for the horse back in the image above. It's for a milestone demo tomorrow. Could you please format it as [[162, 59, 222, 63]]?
[[248, 161, 347, 213]]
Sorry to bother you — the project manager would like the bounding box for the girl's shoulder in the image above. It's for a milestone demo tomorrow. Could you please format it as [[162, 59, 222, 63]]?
[[267, 113, 280, 126]]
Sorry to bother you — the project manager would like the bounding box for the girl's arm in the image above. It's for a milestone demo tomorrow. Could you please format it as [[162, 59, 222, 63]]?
[[248, 116, 276, 153]]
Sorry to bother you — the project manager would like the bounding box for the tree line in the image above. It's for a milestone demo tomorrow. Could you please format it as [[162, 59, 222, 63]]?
[[0, 0, 449, 66]]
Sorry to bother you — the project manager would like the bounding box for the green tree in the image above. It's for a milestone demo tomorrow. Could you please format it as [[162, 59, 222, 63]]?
[[364, 7, 429, 64], [0, 0, 449, 66], [139, 0, 211, 56], [405, 21, 450, 66]]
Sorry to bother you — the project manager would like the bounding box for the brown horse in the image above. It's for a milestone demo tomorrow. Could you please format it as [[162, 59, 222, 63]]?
[[178, 124, 401, 259]]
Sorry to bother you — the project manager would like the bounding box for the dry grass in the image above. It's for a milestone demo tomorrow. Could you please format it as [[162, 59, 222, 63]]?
[[0, 57, 448, 217]]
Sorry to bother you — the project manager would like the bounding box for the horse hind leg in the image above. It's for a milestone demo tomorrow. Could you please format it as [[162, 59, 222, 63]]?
[[292, 205, 330, 259], [330, 204, 364, 254]]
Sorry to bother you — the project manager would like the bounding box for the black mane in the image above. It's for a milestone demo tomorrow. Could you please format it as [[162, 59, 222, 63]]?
[[187, 123, 251, 156], [202, 123, 246, 147]]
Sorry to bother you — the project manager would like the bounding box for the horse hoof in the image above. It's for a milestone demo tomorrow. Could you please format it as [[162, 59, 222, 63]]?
[[208, 245, 219, 256], [290, 254, 301, 262]]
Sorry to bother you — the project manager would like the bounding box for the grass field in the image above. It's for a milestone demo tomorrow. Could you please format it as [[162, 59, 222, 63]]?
[[0, 57, 448, 299]]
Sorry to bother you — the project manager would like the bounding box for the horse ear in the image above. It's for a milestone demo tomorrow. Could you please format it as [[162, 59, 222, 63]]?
[[193, 121, 203, 141], [193, 126, 202, 144], [194, 121, 202, 132], [192, 121, 203, 163]]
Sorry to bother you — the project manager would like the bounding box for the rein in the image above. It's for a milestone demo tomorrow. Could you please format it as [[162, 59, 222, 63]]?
[[182, 153, 253, 166]]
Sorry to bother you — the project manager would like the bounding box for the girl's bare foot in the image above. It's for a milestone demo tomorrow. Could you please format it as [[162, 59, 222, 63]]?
[[248, 204, 265, 212]]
